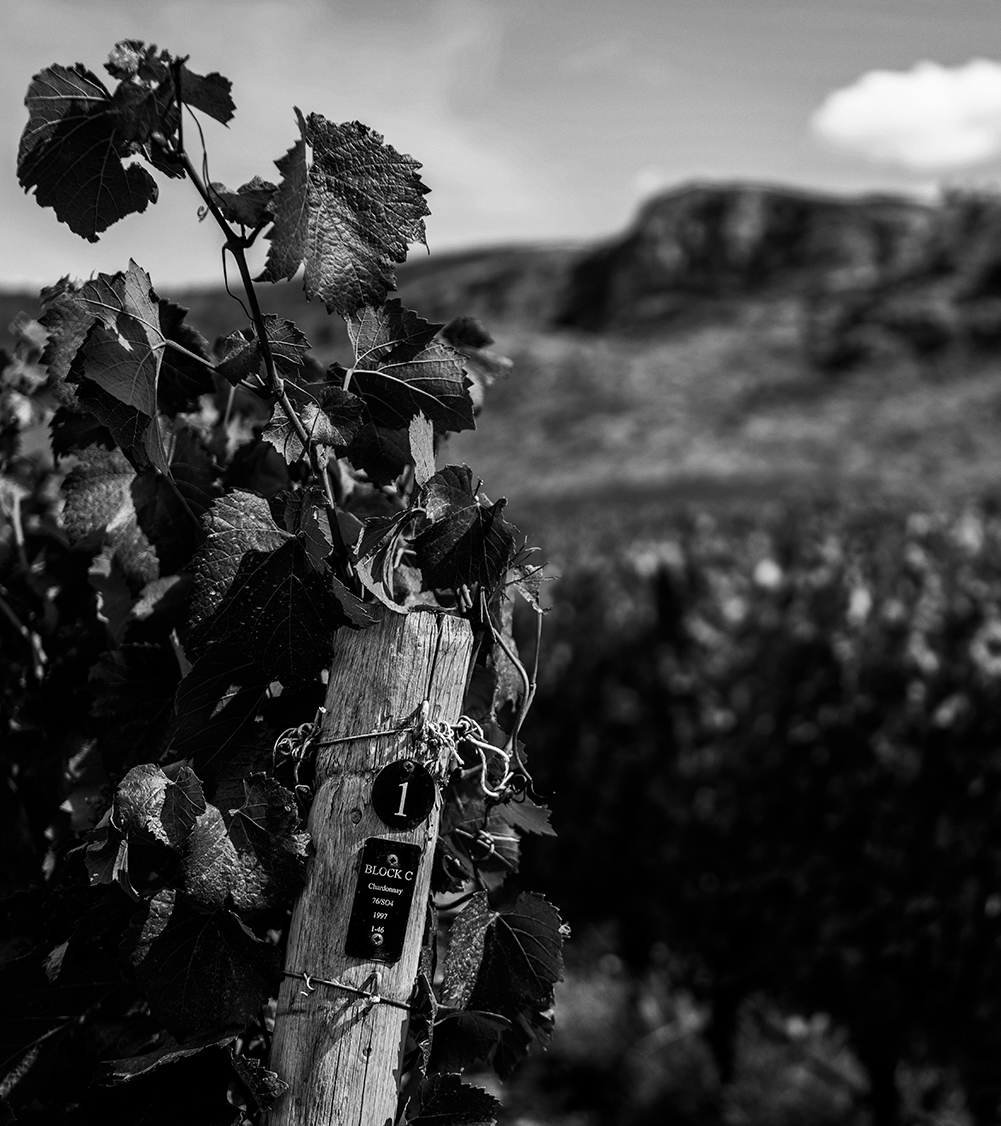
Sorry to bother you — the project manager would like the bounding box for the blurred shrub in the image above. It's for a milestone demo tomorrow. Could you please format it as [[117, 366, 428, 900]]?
[[520, 501, 1001, 1125]]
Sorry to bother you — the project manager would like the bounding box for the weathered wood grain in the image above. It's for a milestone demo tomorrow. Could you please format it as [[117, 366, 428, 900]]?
[[267, 609, 473, 1126]]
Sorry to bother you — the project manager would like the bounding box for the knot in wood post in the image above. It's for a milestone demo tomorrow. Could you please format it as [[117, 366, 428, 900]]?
[[267, 610, 473, 1126]]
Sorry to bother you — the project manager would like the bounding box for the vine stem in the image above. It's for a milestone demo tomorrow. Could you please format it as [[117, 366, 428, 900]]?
[[172, 147, 350, 570]]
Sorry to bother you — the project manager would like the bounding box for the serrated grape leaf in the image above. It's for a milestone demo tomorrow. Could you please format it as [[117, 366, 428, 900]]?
[[168, 642, 271, 788], [259, 109, 430, 316], [75, 377, 169, 473], [467, 893, 564, 1013], [127, 425, 218, 574], [40, 276, 96, 381], [49, 262, 191, 471], [213, 539, 373, 684], [408, 1075, 500, 1126], [347, 302, 474, 433], [226, 775, 309, 904], [263, 387, 365, 464], [186, 492, 288, 637], [126, 573, 193, 642], [230, 1053, 289, 1113], [50, 404, 114, 456], [61, 446, 160, 587], [157, 299, 215, 414], [441, 892, 494, 1010], [278, 488, 335, 569], [120, 889, 278, 1039], [180, 782, 306, 913], [97, 1028, 240, 1085], [179, 805, 246, 910], [188, 492, 375, 683], [163, 422, 220, 522], [410, 412, 436, 486], [71, 262, 171, 407], [216, 316, 310, 386], [173, 63, 235, 126], [492, 1007, 556, 1081], [347, 422, 411, 485], [224, 438, 291, 498], [493, 796, 556, 838], [90, 642, 182, 773], [427, 1012, 510, 1076], [84, 821, 132, 896], [413, 466, 518, 592], [113, 763, 206, 850], [103, 40, 234, 128], [18, 63, 158, 240], [208, 177, 277, 228]]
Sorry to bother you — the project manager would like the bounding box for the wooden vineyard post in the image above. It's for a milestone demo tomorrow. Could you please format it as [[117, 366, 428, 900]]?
[[266, 609, 473, 1126]]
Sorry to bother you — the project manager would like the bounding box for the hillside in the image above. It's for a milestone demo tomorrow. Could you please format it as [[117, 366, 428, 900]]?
[[6, 182, 1001, 556]]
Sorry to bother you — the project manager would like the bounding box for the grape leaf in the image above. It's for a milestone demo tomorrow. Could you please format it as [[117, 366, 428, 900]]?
[[216, 316, 310, 386], [279, 487, 335, 567], [168, 643, 271, 788], [47, 262, 194, 472], [113, 764, 206, 850], [427, 1012, 511, 1076], [72, 262, 172, 409], [410, 412, 436, 486], [179, 805, 246, 910], [413, 467, 518, 592], [180, 780, 306, 913], [120, 889, 278, 1040], [468, 893, 564, 1012], [225, 776, 309, 904], [441, 893, 494, 1010], [161, 422, 220, 524], [186, 492, 288, 638], [347, 302, 474, 433], [229, 1053, 289, 1113], [49, 404, 113, 456], [187, 492, 375, 684], [40, 276, 97, 382], [208, 177, 277, 228], [259, 110, 430, 315], [75, 378, 168, 473], [102, 40, 234, 129], [18, 63, 158, 240], [97, 1028, 240, 1084], [205, 538, 373, 685], [493, 796, 556, 838], [408, 1074, 501, 1126], [347, 423, 412, 485], [84, 819, 132, 896], [61, 446, 160, 588], [156, 299, 215, 414], [262, 387, 365, 464]]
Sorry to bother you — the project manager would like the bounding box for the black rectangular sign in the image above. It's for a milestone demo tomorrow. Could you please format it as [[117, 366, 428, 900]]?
[[344, 837, 423, 964]]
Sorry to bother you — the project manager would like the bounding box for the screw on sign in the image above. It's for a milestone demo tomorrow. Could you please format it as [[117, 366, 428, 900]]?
[[370, 758, 437, 829]]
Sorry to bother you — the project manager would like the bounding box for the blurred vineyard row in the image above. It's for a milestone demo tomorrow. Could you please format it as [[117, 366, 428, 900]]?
[[514, 501, 1001, 1126]]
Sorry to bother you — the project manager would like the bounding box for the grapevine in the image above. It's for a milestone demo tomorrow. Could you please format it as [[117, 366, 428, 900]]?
[[0, 40, 562, 1125]]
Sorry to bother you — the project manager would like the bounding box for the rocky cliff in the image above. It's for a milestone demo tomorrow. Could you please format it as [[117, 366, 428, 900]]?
[[402, 182, 1001, 369]]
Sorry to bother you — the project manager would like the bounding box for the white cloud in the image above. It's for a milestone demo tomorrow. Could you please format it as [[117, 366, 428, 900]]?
[[812, 59, 1001, 170]]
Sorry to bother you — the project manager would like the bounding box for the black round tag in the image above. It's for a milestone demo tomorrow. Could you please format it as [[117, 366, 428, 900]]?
[[371, 759, 437, 829]]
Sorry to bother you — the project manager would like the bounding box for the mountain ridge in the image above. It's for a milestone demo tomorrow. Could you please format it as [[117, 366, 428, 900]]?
[[6, 181, 1001, 554]]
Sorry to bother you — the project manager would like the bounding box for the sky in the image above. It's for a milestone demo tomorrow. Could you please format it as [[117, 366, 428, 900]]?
[[5, 0, 1001, 289]]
